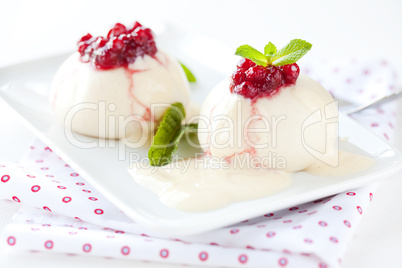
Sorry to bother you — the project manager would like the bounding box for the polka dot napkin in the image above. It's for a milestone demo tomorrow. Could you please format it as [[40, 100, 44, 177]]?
[[0, 58, 399, 268]]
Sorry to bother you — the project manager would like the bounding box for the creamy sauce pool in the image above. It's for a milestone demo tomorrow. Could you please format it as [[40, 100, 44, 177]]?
[[305, 151, 375, 177], [129, 150, 375, 212], [129, 158, 291, 212]]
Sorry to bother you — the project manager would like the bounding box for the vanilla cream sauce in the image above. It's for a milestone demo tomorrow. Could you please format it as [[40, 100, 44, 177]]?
[[305, 150, 375, 177], [129, 149, 375, 212], [129, 158, 291, 212]]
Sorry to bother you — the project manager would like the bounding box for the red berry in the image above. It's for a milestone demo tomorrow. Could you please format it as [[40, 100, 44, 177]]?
[[77, 34, 94, 56], [237, 58, 255, 71], [107, 23, 127, 39], [96, 51, 118, 69], [263, 66, 283, 90], [78, 43, 89, 55], [125, 42, 138, 58], [232, 69, 245, 84], [234, 82, 259, 99], [94, 37, 107, 48], [245, 65, 269, 87], [77, 21, 157, 70], [79, 33, 93, 43], [134, 27, 153, 40], [131, 21, 143, 32], [118, 34, 130, 42], [280, 63, 300, 84], [111, 38, 124, 51]]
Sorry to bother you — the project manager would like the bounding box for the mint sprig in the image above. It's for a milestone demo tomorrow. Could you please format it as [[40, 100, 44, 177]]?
[[235, 45, 268, 67], [234, 39, 312, 67], [179, 62, 196, 83], [148, 103, 198, 167]]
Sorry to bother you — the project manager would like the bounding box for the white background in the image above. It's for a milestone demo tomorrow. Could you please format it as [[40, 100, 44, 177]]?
[[1, 0, 402, 267]]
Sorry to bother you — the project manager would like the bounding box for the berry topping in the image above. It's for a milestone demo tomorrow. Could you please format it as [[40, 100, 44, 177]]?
[[230, 59, 298, 100], [77, 22, 157, 70], [230, 39, 312, 100]]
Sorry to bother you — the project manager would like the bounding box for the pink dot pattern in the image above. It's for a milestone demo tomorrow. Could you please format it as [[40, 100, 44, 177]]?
[[121, 246, 130, 256]]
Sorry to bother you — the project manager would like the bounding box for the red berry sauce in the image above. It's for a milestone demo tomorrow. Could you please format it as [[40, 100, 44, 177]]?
[[229, 59, 300, 100], [77, 22, 157, 70]]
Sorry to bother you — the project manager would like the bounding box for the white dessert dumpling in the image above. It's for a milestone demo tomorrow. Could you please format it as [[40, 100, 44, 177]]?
[[198, 59, 338, 172], [49, 22, 190, 139]]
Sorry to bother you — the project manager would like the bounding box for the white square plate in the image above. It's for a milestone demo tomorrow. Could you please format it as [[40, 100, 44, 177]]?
[[1, 27, 401, 236]]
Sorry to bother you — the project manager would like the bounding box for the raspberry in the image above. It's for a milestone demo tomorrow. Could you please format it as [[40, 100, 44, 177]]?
[[237, 58, 255, 71], [78, 33, 93, 43], [230, 69, 246, 93], [263, 67, 284, 90], [280, 63, 300, 84], [131, 21, 143, 32], [107, 23, 127, 39], [233, 82, 259, 99], [245, 65, 269, 87], [94, 37, 107, 49], [77, 34, 93, 56]]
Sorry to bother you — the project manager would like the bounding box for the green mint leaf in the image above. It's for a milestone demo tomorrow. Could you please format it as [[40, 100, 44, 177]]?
[[271, 39, 312, 66], [179, 62, 196, 83], [264, 42, 277, 55], [148, 103, 198, 166], [235, 45, 267, 67], [264, 42, 277, 65]]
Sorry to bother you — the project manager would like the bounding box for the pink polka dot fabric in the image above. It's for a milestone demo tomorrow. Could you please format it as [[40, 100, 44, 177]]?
[[0, 58, 399, 267]]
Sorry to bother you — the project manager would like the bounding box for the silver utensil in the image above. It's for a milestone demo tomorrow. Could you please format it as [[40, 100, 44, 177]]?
[[338, 90, 402, 115]]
